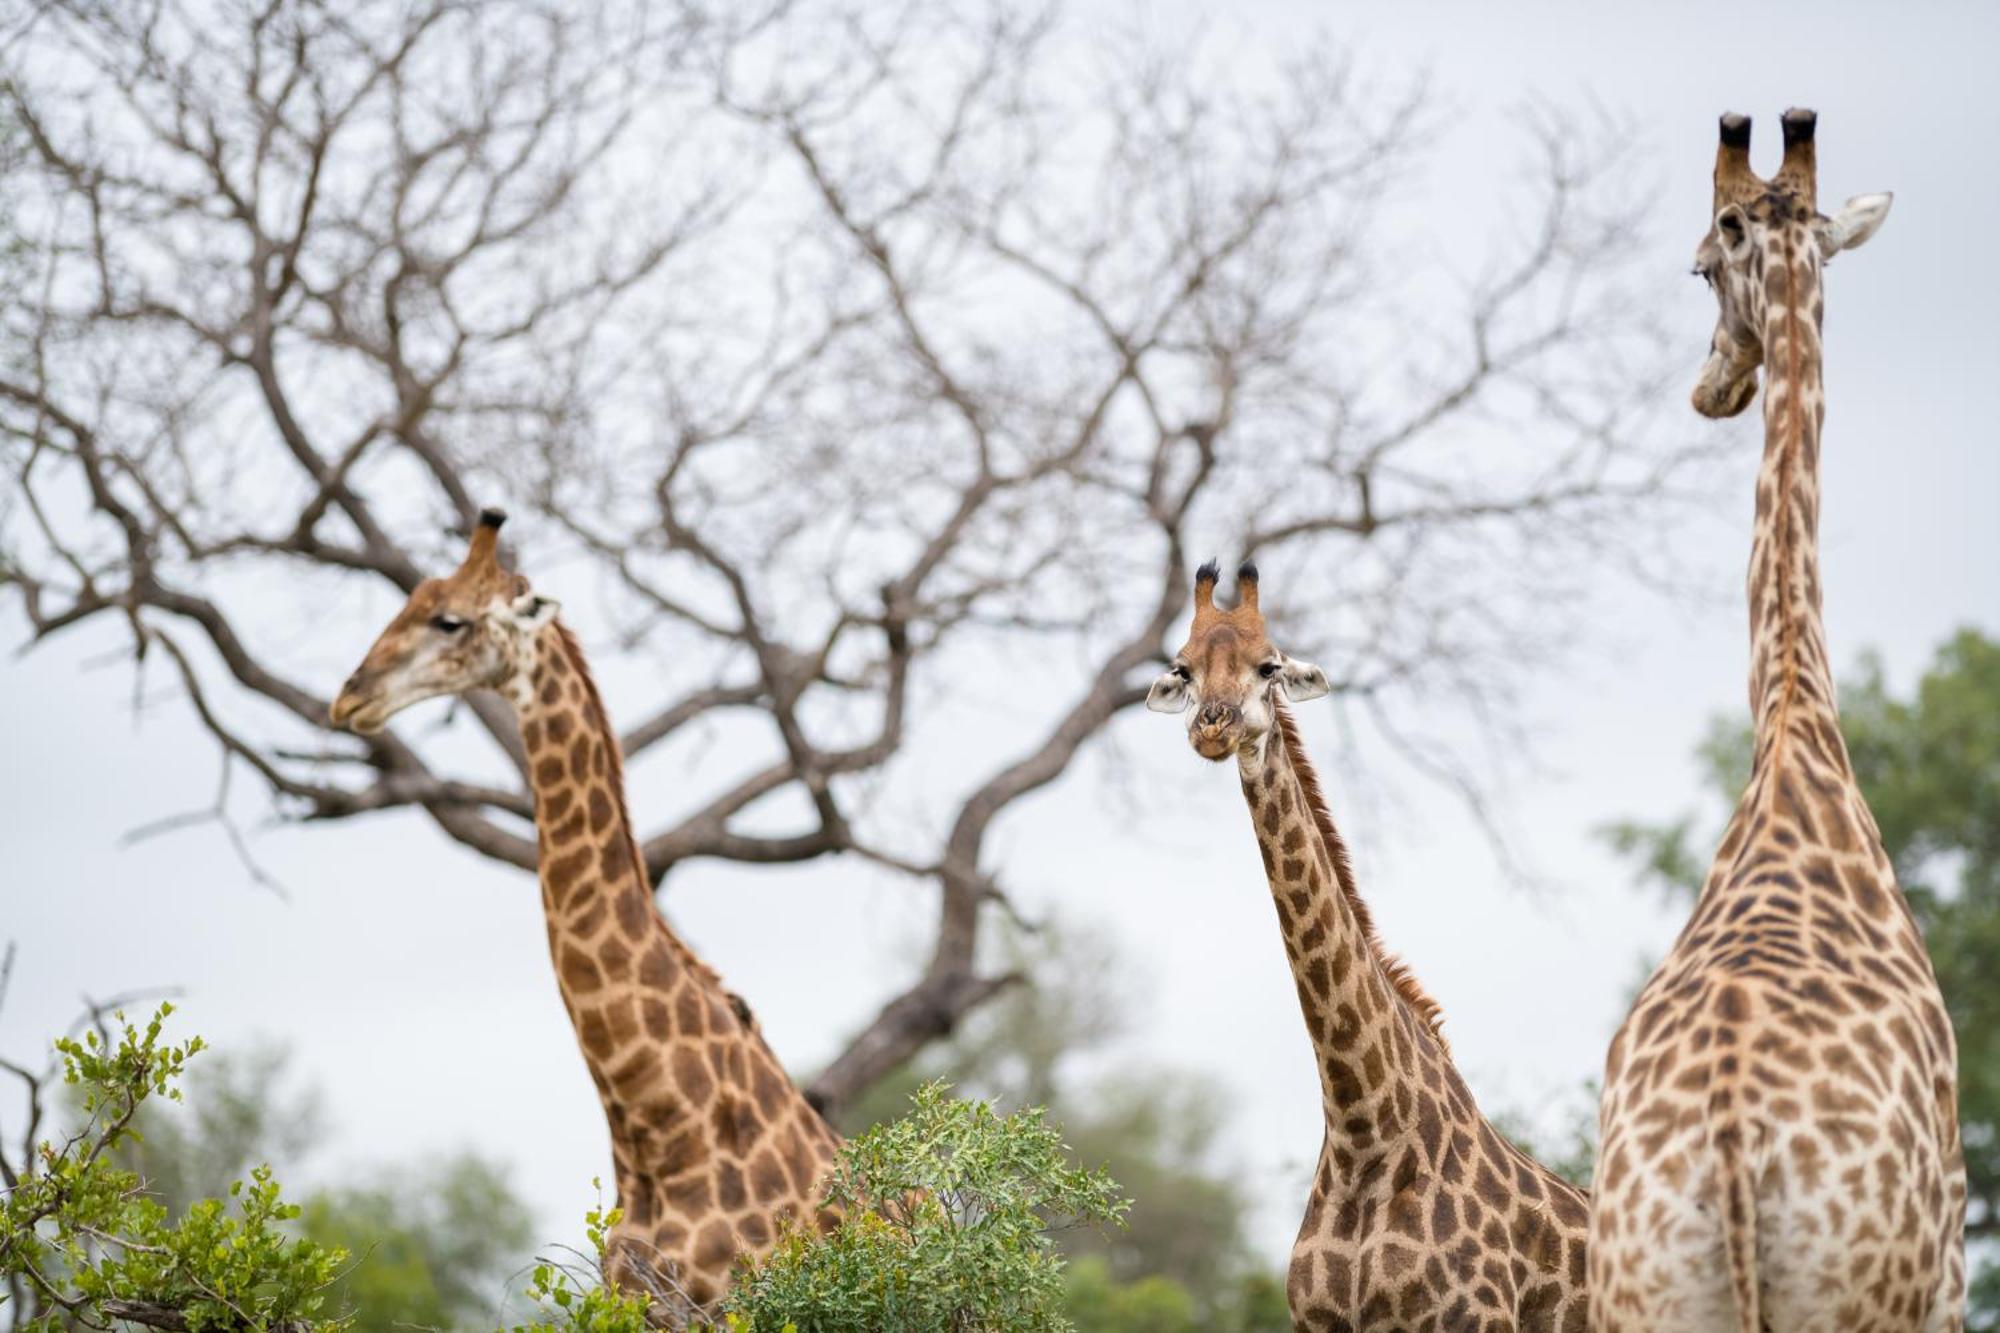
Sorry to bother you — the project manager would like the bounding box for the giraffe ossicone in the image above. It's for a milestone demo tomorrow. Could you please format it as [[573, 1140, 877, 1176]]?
[[1153, 561, 1591, 1331], [332, 508, 841, 1321], [1590, 110, 1964, 1333]]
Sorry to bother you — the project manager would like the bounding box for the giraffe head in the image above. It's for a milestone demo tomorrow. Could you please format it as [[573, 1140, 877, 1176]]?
[[1691, 108, 1893, 419], [1147, 560, 1330, 764], [329, 509, 560, 733]]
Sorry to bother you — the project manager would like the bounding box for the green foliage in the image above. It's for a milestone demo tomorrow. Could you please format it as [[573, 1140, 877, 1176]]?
[[727, 1081, 1127, 1332], [88, 1040, 535, 1332], [0, 1005, 345, 1332], [1060, 1258, 1197, 1333], [107, 1044, 325, 1220], [1602, 628, 2000, 1317], [502, 1187, 655, 1333], [840, 925, 1282, 1326]]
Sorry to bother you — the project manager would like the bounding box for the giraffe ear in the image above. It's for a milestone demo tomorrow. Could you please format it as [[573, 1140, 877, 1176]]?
[[1278, 655, 1330, 703], [1817, 192, 1892, 259], [507, 591, 560, 630], [1146, 667, 1192, 714], [1714, 204, 1754, 264]]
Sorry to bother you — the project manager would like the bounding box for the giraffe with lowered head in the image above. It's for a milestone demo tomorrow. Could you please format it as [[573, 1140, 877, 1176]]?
[[1588, 111, 1964, 1333], [1149, 561, 1590, 1331], [330, 510, 839, 1319]]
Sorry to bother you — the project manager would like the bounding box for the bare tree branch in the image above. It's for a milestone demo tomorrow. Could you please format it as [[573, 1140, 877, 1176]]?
[[0, 2, 1703, 1116]]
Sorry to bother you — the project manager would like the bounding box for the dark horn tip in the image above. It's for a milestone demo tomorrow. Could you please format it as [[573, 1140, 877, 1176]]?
[[1780, 107, 1817, 143], [1236, 560, 1259, 583], [1718, 112, 1751, 147], [1195, 558, 1221, 584], [478, 507, 508, 529]]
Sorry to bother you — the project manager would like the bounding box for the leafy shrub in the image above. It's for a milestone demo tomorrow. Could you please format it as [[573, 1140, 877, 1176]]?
[[502, 1187, 655, 1333], [726, 1082, 1127, 1332], [0, 1004, 345, 1332]]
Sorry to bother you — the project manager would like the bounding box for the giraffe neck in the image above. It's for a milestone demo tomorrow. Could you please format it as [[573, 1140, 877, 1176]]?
[[514, 623, 712, 1165], [1238, 706, 1447, 1141], [509, 620, 837, 1288], [1746, 226, 1849, 780]]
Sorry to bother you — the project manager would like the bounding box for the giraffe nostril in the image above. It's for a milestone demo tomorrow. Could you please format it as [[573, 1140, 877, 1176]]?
[[1197, 702, 1240, 730]]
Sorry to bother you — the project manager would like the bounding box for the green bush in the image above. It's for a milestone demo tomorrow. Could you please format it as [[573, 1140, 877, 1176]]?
[[501, 1187, 656, 1333], [726, 1081, 1127, 1332], [0, 1004, 345, 1332], [1061, 1258, 1198, 1333]]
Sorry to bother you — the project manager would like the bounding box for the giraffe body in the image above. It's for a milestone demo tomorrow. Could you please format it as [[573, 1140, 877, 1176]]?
[[1153, 564, 1590, 1331], [333, 512, 839, 1319], [1587, 111, 1964, 1333]]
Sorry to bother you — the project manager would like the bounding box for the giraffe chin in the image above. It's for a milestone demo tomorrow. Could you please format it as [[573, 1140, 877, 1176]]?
[[1692, 368, 1759, 419], [330, 699, 390, 734], [1192, 731, 1239, 762]]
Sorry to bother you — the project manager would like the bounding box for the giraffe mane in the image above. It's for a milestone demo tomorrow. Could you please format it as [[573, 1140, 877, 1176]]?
[[1272, 702, 1450, 1051], [551, 623, 721, 986], [555, 623, 643, 868]]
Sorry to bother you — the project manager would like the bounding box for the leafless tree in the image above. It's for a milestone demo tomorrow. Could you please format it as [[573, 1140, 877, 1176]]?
[[1, 0, 1700, 1116]]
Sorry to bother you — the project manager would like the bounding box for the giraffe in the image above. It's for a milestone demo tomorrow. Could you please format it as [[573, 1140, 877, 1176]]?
[[329, 509, 840, 1320], [1588, 110, 1964, 1333], [1149, 561, 1591, 1332]]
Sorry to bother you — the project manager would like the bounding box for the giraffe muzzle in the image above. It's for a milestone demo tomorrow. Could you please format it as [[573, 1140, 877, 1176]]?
[[1191, 702, 1243, 761], [329, 672, 386, 733]]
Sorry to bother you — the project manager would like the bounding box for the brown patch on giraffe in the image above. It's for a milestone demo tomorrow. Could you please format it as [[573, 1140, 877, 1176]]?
[[670, 1044, 715, 1106], [637, 943, 678, 990], [581, 789, 618, 841], [747, 1150, 788, 1205], [559, 945, 604, 995], [715, 1159, 747, 1212], [548, 806, 588, 846]]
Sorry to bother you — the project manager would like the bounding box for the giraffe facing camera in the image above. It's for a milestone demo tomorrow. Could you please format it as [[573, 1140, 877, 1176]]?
[[1151, 563, 1592, 1331]]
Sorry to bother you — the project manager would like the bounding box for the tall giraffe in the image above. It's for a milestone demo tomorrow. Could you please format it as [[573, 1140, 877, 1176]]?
[[1589, 111, 1964, 1333], [330, 510, 839, 1319], [1149, 562, 1590, 1332]]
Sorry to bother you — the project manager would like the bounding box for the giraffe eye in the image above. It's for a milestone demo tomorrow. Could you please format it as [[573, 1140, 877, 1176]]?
[[430, 614, 469, 634], [1258, 661, 1280, 679]]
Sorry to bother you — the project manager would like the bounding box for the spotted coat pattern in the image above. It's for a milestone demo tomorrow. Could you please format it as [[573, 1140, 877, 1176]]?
[[331, 516, 839, 1322], [1588, 111, 1964, 1333], [1156, 565, 1591, 1332], [511, 623, 841, 1317], [1251, 707, 1591, 1332]]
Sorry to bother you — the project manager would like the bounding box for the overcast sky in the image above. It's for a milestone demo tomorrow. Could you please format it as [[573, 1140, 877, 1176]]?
[[5, 0, 1997, 1264]]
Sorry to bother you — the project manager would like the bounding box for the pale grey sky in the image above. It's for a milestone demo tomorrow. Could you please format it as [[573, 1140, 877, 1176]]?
[[4, 0, 1996, 1264]]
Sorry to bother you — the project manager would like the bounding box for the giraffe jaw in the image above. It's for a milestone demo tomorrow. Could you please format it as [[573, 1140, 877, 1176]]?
[[1692, 363, 1759, 419], [1192, 733, 1236, 762], [329, 695, 392, 734]]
